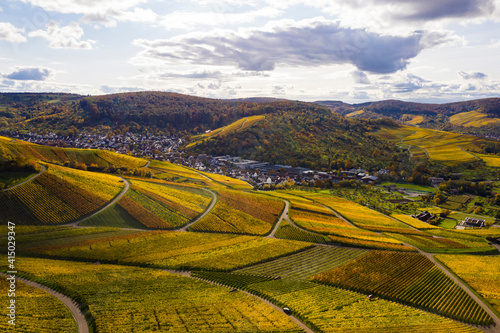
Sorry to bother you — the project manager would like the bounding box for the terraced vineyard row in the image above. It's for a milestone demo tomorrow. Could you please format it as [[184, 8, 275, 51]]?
[[20, 232, 311, 271], [312, 251, 492, 325], [192, 275, 483, 333], [0, 136, 148, 168], [0, 166, 123, 225], [274, 219, 329, 244], [236, 246, 366, 280], [190, 189, 284, 235], [13, 257, 303, 333], [270, 191, 413, 250], [106, 179, 212, 229], [299, 192, 414, 232], [0, 277, 77, 332]]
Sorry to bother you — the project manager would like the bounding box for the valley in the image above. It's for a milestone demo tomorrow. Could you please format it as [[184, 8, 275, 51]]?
[[0, 93, 500, 333]]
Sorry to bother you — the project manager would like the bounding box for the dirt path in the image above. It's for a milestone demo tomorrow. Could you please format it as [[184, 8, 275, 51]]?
[[63, 177, 130, 227], [178, 189, 217, 231], [144, 160, 151, 167], [422, 252, 500, 333], [317, 202, 357, 228], [239, 117, 248, 129], [191, 273, 314, 333], [0, 274, 89, 333], [267, 200, 289, 238], [2, 164, 47, 191], [458, 145, 481, 160]]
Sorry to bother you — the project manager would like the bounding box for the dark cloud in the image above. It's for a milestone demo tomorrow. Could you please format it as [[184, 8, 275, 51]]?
[[135, 22, 448, 74], [458, 71, 488, 80], [396, 0, 495, 20], [344, 0, 495, 20], [5, 67, 51, 81], [351, 71, 371, 84]]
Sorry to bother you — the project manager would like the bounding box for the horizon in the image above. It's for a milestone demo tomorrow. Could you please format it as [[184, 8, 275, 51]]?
[[0, 90, 499, 105]]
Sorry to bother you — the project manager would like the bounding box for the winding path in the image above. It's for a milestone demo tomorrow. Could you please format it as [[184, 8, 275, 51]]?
[[187, 271, 314, 333], [178, 189, 217, 231], [1, 273, 89, 333], [267, 200, 289, 238], [63, 177, 130, 227], [422, 251, 500, 333], [2, 164, 47, 191]]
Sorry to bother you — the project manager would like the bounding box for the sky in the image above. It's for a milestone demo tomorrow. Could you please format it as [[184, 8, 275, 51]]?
[[0, 0, 500, 103]]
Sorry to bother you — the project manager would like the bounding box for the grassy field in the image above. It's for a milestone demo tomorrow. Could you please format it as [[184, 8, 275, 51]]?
[[11, 256, 303, 333], [0, 170, 37, 189]]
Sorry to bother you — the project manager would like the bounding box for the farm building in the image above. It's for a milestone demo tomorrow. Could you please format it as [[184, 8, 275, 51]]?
[[460, 217, 485, 228], [414, 211, 435, 222]]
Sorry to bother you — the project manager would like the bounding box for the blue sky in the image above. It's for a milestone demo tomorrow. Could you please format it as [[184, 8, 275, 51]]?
[[0, 0, 499, 103]]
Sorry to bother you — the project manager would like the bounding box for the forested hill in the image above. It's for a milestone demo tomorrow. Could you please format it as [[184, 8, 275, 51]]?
[[187, 109, 403, 171], [316, 98, 500, 117], [0, 91, 328, 135]]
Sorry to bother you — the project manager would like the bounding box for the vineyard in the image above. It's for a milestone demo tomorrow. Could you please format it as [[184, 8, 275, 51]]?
[[22, 231, 311, 271], [0, 136, 148, 168], [12, 257, 303, 333], [436, 254, 500, 314], [298, 192, 414, 232], [111, 179, 212, 229], [192, 275, 483, 333], [391, 214, 440, 230], [0, 277, 77, 332], [275, 219, 329, 244], [312, 251, 493, 325], [190, 189, 283, 235], [0, 165, 124, 225], [236, 246, 366, 280], [270, 191, 409, 249], [401, 127, 481, 166]]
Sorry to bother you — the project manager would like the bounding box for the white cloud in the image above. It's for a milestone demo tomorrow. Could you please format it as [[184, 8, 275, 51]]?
[[159, 7, 281, 30], [29, 21, 95, 49], [458, 71, 488, 80], [0, 22, 27, 43], [19, 0, 146, 14], [19, 0, 153, 27]]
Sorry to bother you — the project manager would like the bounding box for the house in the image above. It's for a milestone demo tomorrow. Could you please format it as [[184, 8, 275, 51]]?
[[414, 211, 435, 222], [461, 217, 485, 228], [361, 175, 379, 184], [430, 177, 445, 187]]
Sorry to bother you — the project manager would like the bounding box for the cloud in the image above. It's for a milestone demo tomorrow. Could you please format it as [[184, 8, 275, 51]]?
[[134, 19, 449, 74], [4, 66, 52, 80], [20, 0, 153, 27], [458, 71, 488, 80], [393, 0, 495, 20], [351, 71, 371, 84], [326, 0, 495, 21], [158, 7, 281, 30], [0, 22, 27, 43], [29, 21, 95, 49]]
